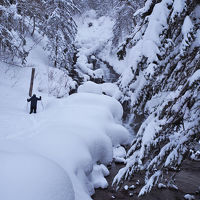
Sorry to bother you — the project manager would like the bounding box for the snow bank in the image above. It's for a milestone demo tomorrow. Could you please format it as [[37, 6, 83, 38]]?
[[78, 81, 122, 100], [0, 8, 129, 199], [0, 86, 129, 200], [0, 151, 74, 200]]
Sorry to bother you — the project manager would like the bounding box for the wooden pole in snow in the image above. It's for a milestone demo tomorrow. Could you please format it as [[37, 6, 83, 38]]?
[[29, 68, 35, 97]]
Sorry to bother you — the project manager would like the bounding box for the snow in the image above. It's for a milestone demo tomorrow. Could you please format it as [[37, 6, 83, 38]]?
[[47, 67, 76, 98], [25, 36, 76, 98], [124, 185, 129, 190], [78, 81, 122, 100], [113, 146, 127, 164], [139, 170, 161, 196], [141, 0, 171, 62], [0, 151, 74, 200], [129, 192, 134, 196], [190, 150, 200, 161], [189, 69, 200, 86], [180, 16, 194, 56], [0, 56, 129, 200], [75, 10, 114, 80], [145, 92, 170, 113], [89, 164, 109, 189], [129, 185, 136, 189], [184, 194, 195, 200], [193, 29, 200, 47], [171, 0, 186, 20], [117, 0, 173, 89], [134, 0, 153, 16], [173, 0, 186, 13], [157, 183, 167, 189], [182, 16, 193, 36]]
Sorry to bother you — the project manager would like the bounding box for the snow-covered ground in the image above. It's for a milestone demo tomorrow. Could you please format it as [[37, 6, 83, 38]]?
[[0, 9, 132, 200], [0, 58, 130, 200]]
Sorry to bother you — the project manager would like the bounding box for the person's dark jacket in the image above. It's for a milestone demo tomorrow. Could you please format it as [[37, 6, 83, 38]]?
[[27, 94, 41, 107]]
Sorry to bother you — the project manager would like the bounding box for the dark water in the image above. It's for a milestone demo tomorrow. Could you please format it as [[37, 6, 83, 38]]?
[[92, 160, 200, 200]]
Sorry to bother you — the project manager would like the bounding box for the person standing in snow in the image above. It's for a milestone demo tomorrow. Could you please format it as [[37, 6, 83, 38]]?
[[27, 94, 41, 114]]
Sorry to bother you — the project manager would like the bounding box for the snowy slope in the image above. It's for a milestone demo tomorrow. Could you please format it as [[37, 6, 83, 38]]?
[[0, 59, 130, 200]]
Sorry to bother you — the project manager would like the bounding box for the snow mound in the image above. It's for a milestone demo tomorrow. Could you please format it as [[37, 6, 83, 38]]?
[[0, 90, 129, 200], [89, 164, 110, 189], [0, 151, 74, 200], [113, 146, 127, 164], [78, 81, 122, 100]]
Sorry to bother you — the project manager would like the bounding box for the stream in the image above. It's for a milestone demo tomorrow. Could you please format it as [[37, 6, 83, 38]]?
[[92, 159, 200, 200]]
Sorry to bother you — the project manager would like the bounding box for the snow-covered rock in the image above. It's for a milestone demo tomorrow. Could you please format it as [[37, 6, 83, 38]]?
[[78, 81, 122, 100], [124, 185, 129, 190], [113, 146, 127, 164], [184, 194, 195, 200]]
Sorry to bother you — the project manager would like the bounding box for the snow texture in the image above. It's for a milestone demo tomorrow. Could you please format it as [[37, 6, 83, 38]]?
[[78, 81, 122, 100], [75, 10, 114, 80], [0, 62, 130, 200]]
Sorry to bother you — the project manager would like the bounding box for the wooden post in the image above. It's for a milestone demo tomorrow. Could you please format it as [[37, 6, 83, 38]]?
[[29, 68, 35, 97]]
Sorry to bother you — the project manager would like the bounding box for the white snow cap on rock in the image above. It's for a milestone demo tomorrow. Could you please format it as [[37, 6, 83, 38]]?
[[184, 194, 195, 200], [113, 146, 127, 164]]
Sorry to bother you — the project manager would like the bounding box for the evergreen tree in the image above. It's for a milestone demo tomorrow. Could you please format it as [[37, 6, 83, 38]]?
[[0, 0, 28, 65], [41, 0, 78, 69], [113, 0, 200, 196], [112, 0, 143, 49]]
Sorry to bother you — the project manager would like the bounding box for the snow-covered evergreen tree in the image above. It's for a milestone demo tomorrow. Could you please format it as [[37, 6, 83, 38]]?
[[111, 0, 143, 49], [83, 0, 115, 16], [39, 0, 78, 69], [0, 0, 28, 65], [0, 0, 79, 70], [113, 0, 200, 196]]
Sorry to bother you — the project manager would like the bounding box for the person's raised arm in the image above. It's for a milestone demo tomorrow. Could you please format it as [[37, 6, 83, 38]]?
[[27, 97, 31, 102], [37, 96, 42, 101]]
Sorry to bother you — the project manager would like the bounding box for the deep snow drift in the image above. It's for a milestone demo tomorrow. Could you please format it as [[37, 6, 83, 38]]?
[[0, 63, 130, 200]]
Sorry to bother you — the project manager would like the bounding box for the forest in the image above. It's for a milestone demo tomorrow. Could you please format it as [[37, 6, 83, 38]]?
[[0, 0, 200, 200]]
